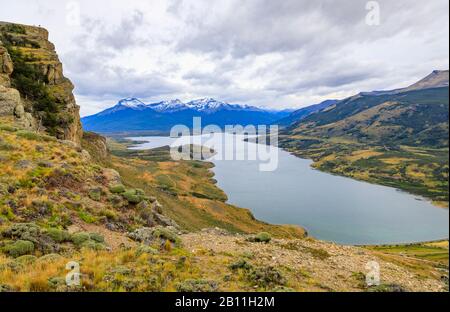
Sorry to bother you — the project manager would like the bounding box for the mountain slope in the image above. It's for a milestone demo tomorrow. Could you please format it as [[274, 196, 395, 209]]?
[[280, 71, 449, 204], [0, 22, 447, 293], [82, 98, 290, 132], [276, 99, 338, 127], [288, 87, 449, 148]]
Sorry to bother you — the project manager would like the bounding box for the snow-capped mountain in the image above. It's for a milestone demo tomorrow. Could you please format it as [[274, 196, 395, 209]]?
[[82, 97, 291, 132], [111, 97, 263, 114], [118, 98, 146, 108]]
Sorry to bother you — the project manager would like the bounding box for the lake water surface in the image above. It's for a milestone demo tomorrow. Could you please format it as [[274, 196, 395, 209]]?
[[129, 133, 449, 245]]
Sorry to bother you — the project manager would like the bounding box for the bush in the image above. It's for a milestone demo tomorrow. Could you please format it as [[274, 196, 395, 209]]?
[[247, 266, 286, 288], [122, 189, 143, 204], [229, 259, 253, 271], [16, 130, 42, 141], [135, 245, 159, 256], [15, 255, 37, 264], [248, 232, 272, 243], [45, 228, 70, 243], [88, 188, 102, 201], [37, 253, 62, 263], [367, 284, 406, 292], [108, 195, 124, 208], [80, 240, 105, 251], [70, 232, 90, 245], [109, 184, 126, 194], [1, 24, 26, 34], [176, 279, 218, 292], [3, 240, 35, 258], [151, 226, 179, 244], [0, 124, 17, 132], [1, 223, 56, 254], [135, 189, 145, 196], [2, 223, 41, 243], [100, 209, 118, 221], [89, 232, 105, 243], [78, 211, 98, 224]]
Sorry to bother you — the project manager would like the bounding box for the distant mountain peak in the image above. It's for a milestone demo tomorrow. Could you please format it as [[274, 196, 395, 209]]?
[[101, 97, 286, 116], [186, 98, 229, 112], [117, 98, 146, 108], [405, 69, 449, 91]]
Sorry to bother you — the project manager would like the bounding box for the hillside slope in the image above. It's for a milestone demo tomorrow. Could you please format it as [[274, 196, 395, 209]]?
[[276, 100, 338, 127], [280, 71, 449, 204], [0, 22, 447, 292]]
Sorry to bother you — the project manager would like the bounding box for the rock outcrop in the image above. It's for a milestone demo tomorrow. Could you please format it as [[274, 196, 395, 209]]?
[[0, 22, 82, 144]]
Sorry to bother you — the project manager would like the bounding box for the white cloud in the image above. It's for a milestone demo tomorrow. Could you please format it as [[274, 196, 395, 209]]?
[[1, 0, 448, 116]]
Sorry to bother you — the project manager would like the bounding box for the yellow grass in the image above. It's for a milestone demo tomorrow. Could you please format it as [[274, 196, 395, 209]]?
[[380, 158, 411, 165], [346, 150, 383, 162]]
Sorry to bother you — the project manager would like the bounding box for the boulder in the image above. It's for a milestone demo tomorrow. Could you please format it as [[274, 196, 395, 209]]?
[[0, 86, 21, 116], [0, 46, 13, 75]]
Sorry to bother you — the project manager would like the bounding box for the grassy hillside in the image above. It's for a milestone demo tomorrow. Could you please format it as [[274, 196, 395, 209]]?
[[280, 86, 449, 205], [289, 87, 449, 148], [106, 138, 306, 238], [2, 117, 447, 292]]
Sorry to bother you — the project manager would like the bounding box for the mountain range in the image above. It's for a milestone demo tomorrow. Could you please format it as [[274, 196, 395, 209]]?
[[81, 98, 292, 132]]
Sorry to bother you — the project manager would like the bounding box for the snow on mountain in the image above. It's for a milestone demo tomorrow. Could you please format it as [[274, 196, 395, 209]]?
[[148, 99, 186, 112], [110, 97, 267, 114], [118, 98, 146, 108]]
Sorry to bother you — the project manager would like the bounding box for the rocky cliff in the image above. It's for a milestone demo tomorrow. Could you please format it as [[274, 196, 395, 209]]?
[[0, 22, 82, 144]]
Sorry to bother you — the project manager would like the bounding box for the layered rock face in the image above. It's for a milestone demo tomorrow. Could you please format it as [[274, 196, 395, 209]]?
[[0, 22, 82, 144]]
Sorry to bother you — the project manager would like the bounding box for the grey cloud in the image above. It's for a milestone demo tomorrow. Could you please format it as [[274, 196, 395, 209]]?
[[175, 0, 447, 58], [96, 10, 149, 50], [12, 0, 444, 113]]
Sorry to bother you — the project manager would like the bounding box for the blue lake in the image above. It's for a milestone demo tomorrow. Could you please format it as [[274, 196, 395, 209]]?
[[129, 133, 449, 245]]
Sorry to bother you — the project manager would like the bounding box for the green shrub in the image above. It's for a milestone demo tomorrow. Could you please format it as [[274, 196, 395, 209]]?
[[122, 189, 143, 204], [108, 195, 124, 208], [109, 184, 126, 194], [303, 246, 330, 260], [100, 209, 118, 221], [247, 266, 286, 288], [3, 240, 35, 258], [176, 279, 218, 292], [1, 24, 26, 34], [135, 189, 145, 195], [89, 232, 105, 243], [15, 255, 37, 264], [37, 253, 63, 263], [367, 284, 406, 292], [70, 232, 90, 245], [151, 226, 179, 244], [78, 211, 98, 224], [16, 130, 42, 141], [80, 240, 105, 251], [250, 232, 272, 243], [229, 259, 253, 271], [0, 124, 18, 132], [46, 228, 70, 243], [88, 188, 102, 201], [0, 141, 15, 151], [135, 245, 159, 256], [2, 223, 41, 243]]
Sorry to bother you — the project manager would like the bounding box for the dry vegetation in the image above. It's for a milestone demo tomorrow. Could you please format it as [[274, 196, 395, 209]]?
[[0, 118, 448, 292]]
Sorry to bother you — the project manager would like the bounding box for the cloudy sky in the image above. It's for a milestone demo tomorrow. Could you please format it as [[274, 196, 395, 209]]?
[[1, 0, 448, 116]]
